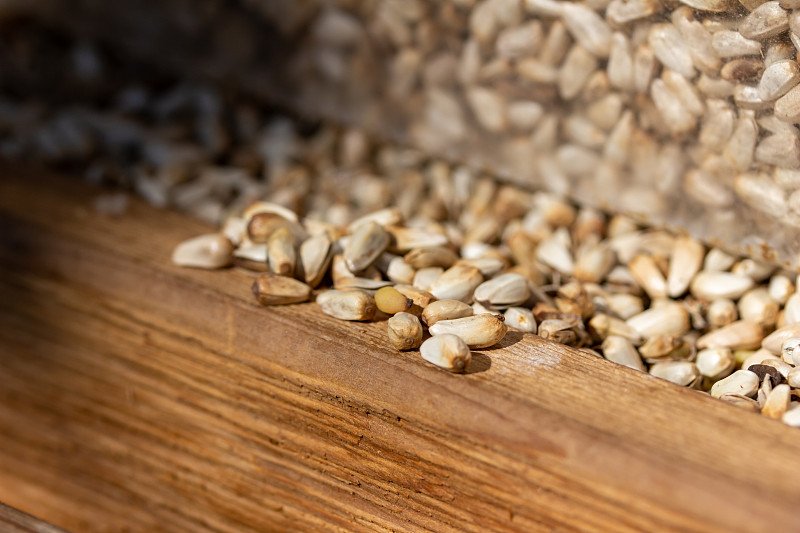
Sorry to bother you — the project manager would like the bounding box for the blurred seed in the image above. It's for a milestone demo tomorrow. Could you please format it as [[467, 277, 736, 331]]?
[[252, 272, 311, 306], [738, 287, 779, 328], [299, 234, 333, 288], [628, 254, 667, 300], [697, 320, 764, 350], [719, 393, 760, 412], [762, 384, 791, 419], [172, 233, 234, 269], [386, 226, 448, 253], [707, 298, 738, 329], [703, 248, 737, 271], [739, 2, 789, 40], [780, 336, 800, 365], [650, 361, 701, 387], [429, 314, 508, 349], [405, 246, 458, 269], [420, 334, 471, 373], [768, 274, 794, 305], [268, 226, 296, 277], [690, 271, 754, 300], [667, 236, 704, 297], [413, 266, 444, 291], [387, 312, 423, 351], [316, 289, 376, 321], [626, 303, 690, 339], [762, 324, 800, 354]]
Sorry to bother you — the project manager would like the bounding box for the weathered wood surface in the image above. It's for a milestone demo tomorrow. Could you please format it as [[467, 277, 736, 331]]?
[[1, 163, 799, 532], [0, 502, 67, 533]]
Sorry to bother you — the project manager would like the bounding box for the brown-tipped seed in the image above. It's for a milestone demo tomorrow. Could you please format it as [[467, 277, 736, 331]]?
[[574, 241, 616, 283], [420, 334, 471, 373], [299, 234, 333, 288], [762, 384, 791, 419], [252, 272, 311, 306], [386, 226, 449, 253], [375, 286, 413, 315], [628, 254, 667, 300], [429, 314, 508, 349], [473, 273, 530, 310], [268, 226, 296, 277], [247, 212, 300, 244], [405, 246, 458, 269], [690, 271, 754, 300], [718, 393, 761, 412], [394, 284, 437, 311], [639, 335, 684, 359], [626, 303, 690, 339], [344, 221, 390, 273], [387, 312, 423, 351], [422, 299, 474, 327], [696, 348, 735, 381], [538, 317, 581, 346], [696, 320, 764, 350], [601, 336, 646, 371], [667, 236, 704, 297], [707, 298, 738, 329], [762, 324, 800, 354], [172, 233, 234, 269], [649, 361, 701, 387], [316, 289, 376, 321], [710, 370, 759, 398], [428, 264, 484, 303], [589, 313, 643, 345]]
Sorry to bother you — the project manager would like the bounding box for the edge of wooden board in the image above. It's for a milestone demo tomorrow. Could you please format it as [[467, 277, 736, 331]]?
[[1, 163, 798, 532]]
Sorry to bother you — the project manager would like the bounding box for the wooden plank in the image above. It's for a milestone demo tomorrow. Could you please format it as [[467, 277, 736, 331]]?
[[0, 163, 798, 532], [0, 503, 68, 533]]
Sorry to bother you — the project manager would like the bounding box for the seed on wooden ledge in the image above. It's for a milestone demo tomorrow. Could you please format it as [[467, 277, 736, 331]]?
[[316, 289, 376, 321], [251, 272, 311, 306], [738, 2, 789, 40], [299, 234, 333, 288], [375, 286, 413, 315], [762, 384, 791, 419], [539, 317, 581, 346], [696, 347, 735, 381], [387, 312, 423, 351], [504, 307, 537, 333], [420, 334, 471, 373], [428, 264, 484, 303], [473, 273, 530, 310], [762, 324, 800, 354], [422, 299, 474, 327], [650, 361, 701, 387], [710, 369, 759, 398], [781, 336, 800, 365], [172, 233, 234, 269], [718, 393, 760, 412], [782, 405, 800, 426], [267, 226, 296, 277], [601, 336, 646, 372], [626, 303, 690, 339], [697, 320, 764, 350], [247, 212, 299, 244], [429, 314, 507, 349], [344, 221, 390, 273], [394, 284, 437, 311], [639, 335, 685, 360], [690, 271, 754, 300]]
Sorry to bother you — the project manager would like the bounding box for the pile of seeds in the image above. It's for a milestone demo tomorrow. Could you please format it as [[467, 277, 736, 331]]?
[[173, 153, 800, 427], [251, 0, 800, 268]]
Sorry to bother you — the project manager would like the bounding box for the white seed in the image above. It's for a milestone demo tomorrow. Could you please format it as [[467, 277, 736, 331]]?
[[724, 114, 758, 170], [707, 298, 738, 329], [504, 307, 537, 333], [243, 201, 299, 223], [690, 271, 754, 300], [268, 226, 296, 277], [758, 60, 800, 101], [456, 257, 507, 278], [413, 266, 444, 291], [316, 289, 376, 321], [601, 335, 646, 372], [536, 229, 574, 275], [782, 404, 800, 426], [628, 254, 667, 300], [785, 293, 800, 324], [466, 86, 507, 133], [387, 312, 423, 351], [697, 320, 764, 350], [386, 256, 416, 285], [299, 234, 333, 288], [589, 313, 644, 345], [626, 303, 690, 339], [710, 369, 760, 398], [672, 8, 721, 75], [762, 384, 791, 419], [420, 334, 471, 373], [222, 216, 247, 246], [428, 264, 484, 303], [738, 288, 779, 328], [561, 2, 612, 58], [788, 367, 800, 387], [768, 274, 794, 305], [607, 0, 661, 24], [667, 236, 704, 298], [754, 133, 800, 168], [651, 79, 696, 137], [473, 272, 531, 310], [650, 361, 700, 387], [775, 84, 800, 123], [648, 23, 695, 80], [711, 30, 762, 58], [172, 233, 234, 269], [718, 393, 760, 412], [429, 314, 508, 349], [558, 45, 598, 100], [422, 299, 474, 327], [608, 33, 634, 92], [734, 84, 771, 111], [496, 21, 543, 59], [606, 293, 645, 320], [781, 336, 800, 365], [703, 248, 737, 271], [344, 221, 390, 273], [234, 243, 268, 263], [739, 2, 789, 40], [508, 100, 545, 132], [696, 348, 736, 381], [662, 69, 705, 116]]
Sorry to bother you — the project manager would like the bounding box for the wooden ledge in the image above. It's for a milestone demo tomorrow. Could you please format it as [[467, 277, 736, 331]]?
[[1, 163, 799, 532]]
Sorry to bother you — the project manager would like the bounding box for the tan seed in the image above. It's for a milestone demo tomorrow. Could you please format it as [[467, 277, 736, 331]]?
[[316, 290, 376, 321], [420, 334, 471, 373], [429, 264, 484, 303], [697, 320, 764, 350], [252, 272, 311, 306], [710, 370, 759, 398], [762, 324, 800, 354], [375, 286, 413, 315], [267, 226, 296, 277], [172, 233, 234, 269], [387, 312, 423, 351], [422, 299, 474, 327], [762, 384, 791, 419], [429, 314, 508, 349], [601, 336, 646, 372], [344, 221, 390, 273]]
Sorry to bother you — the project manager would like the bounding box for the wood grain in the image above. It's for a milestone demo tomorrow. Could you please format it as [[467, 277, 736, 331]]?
[[1, 163, 799, 532], [0, 502, 67, 533]]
